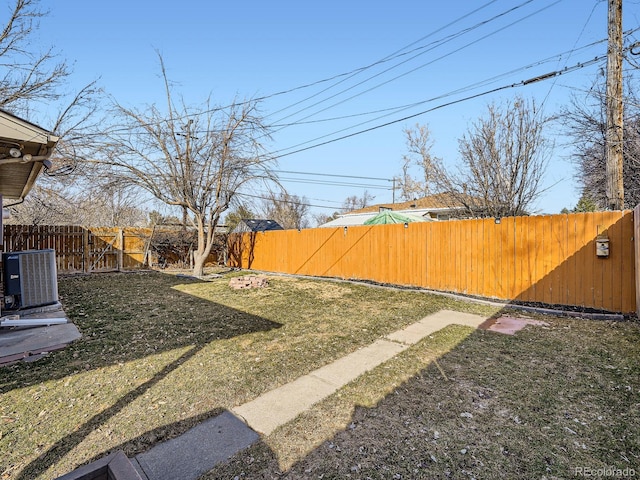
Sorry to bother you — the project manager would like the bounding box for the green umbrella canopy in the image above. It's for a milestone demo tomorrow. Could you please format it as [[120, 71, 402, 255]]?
[[363, 210, 429, 225]]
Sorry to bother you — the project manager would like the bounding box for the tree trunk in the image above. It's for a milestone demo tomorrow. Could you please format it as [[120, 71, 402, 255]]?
[[192, 251, 206, 277], [192, 215, 215, 277]]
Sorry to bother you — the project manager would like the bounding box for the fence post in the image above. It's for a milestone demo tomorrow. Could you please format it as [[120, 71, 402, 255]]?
[[117, 228, 124, 271], [634, 205, 640, 318], [83, 228, 90, 273]]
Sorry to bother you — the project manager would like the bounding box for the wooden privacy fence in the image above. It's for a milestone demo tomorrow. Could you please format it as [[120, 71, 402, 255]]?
[[229, 210, 636, 314], [1, 225, 151, 273], [2, 211, 636, 313]]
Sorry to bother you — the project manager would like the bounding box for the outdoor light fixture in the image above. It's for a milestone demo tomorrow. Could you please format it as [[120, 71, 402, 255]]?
[[495, 217, 501, 224], [404, 222, 409, 228], [9, 147, 21, 158]]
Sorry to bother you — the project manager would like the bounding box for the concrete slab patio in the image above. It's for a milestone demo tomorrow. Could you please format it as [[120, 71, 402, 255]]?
[[0, 308, 80, 365]]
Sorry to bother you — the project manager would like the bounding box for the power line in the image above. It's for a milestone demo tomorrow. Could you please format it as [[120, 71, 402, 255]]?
[[267, 37, 610, 131], [84, 0, 636, 194], [266, 0, 532, 126], [235, 191, 342, 211], [268, 0, 556, 130], [98, 0, 556, 136], [272, 169, 391, 182], [277, 176, 392, 191], [270, 52, 610, 159], [539, 0, 603, 108]]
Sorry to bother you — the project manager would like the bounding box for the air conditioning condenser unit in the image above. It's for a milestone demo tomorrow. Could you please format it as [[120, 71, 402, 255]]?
[[2, 249, 59, 311]]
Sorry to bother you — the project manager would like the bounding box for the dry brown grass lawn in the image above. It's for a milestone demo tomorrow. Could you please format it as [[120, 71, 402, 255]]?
[[1, 270, 638, 479], [210, 316, 640, 479]]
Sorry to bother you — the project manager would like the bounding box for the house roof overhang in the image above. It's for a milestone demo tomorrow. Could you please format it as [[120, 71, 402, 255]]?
[[0, 109, 59, 200]]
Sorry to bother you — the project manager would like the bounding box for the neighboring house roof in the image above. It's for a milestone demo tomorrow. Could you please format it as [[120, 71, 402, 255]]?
[[0, 109, 59, 200], [233, 219, 284, 233], [347, 192, 464, 215], [318, 193, 470, 228]]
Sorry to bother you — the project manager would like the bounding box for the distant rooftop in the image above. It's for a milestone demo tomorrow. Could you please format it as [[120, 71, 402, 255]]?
[[234, 219, 284, 233], [346, 193, 463, 215]]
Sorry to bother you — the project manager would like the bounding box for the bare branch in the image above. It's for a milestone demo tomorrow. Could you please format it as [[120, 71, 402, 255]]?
[[0, 1, 70, 110], [561, 76, 640, 209], [430, 96, 551, 217], [93, 55, 277, 275]]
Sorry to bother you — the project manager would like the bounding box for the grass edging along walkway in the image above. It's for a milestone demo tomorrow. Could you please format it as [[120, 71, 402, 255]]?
[[1, 270, 638, 479]]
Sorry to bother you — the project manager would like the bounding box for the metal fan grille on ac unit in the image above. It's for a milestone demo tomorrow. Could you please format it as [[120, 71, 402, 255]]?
[[18, 250, 58, 308]]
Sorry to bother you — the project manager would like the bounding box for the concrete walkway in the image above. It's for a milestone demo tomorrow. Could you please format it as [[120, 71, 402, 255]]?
[[125, 309, 489, 480], [231, 309, 486, 435]]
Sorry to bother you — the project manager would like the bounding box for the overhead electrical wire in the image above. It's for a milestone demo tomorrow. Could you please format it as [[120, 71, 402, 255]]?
[[269, 52, 611, 160], [538, 0, 602, 108], [268, 37, 610, 130], [271, 169, 391, 182], [197, 0, 511, 123], [276, 177, 392, 190], [98, 0, 553, 135], [235, 171, 394, 210], [266, 0, 522, 123], [235, 191, 342, 211], [214, 1, 604, 150], [268, 0, 558, 130], [88, 0, 629, 196]]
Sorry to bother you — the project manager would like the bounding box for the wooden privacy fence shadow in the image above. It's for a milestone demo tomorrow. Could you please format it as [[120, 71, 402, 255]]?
[[228, 210, 637, 315]]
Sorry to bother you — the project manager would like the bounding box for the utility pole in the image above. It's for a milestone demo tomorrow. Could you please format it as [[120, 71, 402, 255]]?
[[392, 177, 396, 203], [606, 0, 624, 210]]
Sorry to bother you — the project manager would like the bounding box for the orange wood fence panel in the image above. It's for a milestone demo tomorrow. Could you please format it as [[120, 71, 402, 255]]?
[[2, 226, 155, 273], [229, 211, 636, 314], [1, 211, 635, 313]]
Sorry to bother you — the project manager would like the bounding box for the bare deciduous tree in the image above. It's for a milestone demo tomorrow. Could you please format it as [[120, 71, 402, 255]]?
[[96, 55, 276, 276], [0, 0, 105, 225], [6, 180, 147, 226], [398, 124, 441, 201], [261, 191, 310, 229], [0, 0, 71, 110], [341, 190, 375, 213], [77, 183, 147, 226], [4, 184, 71, 225], [562, 78, 640, 209], [313, 211, 340, 227], [434, 96, 551, 217]]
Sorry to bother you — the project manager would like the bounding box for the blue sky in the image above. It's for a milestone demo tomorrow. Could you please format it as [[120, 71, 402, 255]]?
[[33, 0, 640, 216]]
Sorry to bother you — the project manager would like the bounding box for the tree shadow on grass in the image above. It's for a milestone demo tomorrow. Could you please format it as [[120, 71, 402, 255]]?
[[1, 271, 280, 479], [0, 271, 281, 395], [16, 343, 203, 480], [205, 317, 640, 479]]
